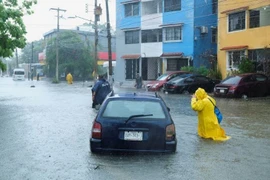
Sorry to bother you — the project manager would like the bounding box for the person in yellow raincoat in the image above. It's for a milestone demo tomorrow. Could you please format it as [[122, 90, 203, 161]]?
[[66, 72, 73, 84], [191, 88, 231, 141]]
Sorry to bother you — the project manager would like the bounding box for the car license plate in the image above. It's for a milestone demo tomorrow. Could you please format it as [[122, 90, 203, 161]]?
[[220, 89, 225, 93], [124, 131, 143, 141]]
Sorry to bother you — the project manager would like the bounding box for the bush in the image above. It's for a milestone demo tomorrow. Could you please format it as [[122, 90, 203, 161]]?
[[181, 66, 194, 72], [52, 77, 60, 84], [195, 66, 209, 76], [181, 66, 209, 76], [208, 69, 222, 80], [238, 58, 255, 73]]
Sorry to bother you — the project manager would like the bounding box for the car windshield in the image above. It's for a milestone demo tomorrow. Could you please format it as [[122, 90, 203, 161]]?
[[14, 71, 24, 75], [221, 76, 242, 85], [156, 74, 169, 81], [102, 99, 166, 119]]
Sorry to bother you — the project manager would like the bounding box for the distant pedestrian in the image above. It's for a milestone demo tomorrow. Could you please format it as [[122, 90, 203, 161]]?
[[92, 74, 111, 109], [37, 73, 40, 81], [191, 88, 231, 141], [134, 73, 143, 89], [30, 70, 34, 81], [66, 72, 73, 84]]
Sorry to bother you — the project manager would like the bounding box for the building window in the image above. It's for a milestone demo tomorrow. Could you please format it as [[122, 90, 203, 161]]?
[[211, 28, 217, 43], [212, 0, 218, 14], [228, 50, 245, 69], [167, 58, 188, 71], [228, 11, 246, 32], [249, 10, 260, 28], [125, 3, 139, 17], [164, 0, 181, 12], [126, 59, 139, 79], [248, 49, 264, 61], [250, 8, 270, 28], [142, 0, 162, 15], [142, 29, 162, 43], [163, 26, 182, 41], [125, 30, 140, 44]]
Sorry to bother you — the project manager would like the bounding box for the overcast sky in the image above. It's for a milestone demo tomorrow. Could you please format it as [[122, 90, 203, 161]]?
[[23, 0, 116, 42]]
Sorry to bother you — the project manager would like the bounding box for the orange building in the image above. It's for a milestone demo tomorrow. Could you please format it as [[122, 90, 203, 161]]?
[[218, 1, 270, 78]]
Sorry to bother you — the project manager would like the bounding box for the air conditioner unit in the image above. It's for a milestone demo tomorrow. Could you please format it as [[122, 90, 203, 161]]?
[[200, 26, 208, 34]]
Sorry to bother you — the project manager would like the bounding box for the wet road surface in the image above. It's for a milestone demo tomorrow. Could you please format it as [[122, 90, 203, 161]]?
[[0, 78, 269, 180]]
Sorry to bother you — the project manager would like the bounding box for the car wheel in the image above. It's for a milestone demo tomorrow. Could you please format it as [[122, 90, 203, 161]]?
[[182, 90, 189, 95], [90, 144, 98, 154]]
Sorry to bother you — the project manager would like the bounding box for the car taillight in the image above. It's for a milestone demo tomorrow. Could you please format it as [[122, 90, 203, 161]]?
[[92, 121, 102, 139], [166, 124, 175, 141], [229, 86, 237, 92]]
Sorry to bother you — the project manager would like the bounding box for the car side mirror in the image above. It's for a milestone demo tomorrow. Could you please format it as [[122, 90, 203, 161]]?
[[167, 107, 170, 112]]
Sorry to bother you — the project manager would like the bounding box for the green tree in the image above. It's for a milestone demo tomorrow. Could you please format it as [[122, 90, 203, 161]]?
[[0, 59, 6, 71], [46, 31, 94, 81], [20, 39, 45, 64], [0, 0, 37, 70]]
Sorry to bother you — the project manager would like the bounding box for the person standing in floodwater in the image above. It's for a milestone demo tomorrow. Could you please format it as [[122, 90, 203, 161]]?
[[66, 72, 73, 84], [191, 88, 231, 141], [92, 74, 111, 109], [134, 73, 143, 89]]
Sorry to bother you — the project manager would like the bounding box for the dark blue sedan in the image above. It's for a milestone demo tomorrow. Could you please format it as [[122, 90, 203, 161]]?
[[90, 92, 177, 153]]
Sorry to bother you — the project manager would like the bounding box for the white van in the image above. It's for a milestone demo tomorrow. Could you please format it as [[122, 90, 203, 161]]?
[[13, 68, 25, 81]]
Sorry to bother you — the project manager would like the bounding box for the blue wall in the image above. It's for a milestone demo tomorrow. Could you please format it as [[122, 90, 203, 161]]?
[[163, 0, 195, 58], [117, 0, 141, 29], [116, 0, 217, 68], [193, 0, 217, 68]]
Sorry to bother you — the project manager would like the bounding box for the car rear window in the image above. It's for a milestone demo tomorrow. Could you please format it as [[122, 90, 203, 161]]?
[[221, 76, 241, 85], [102, 99, 166, 119]]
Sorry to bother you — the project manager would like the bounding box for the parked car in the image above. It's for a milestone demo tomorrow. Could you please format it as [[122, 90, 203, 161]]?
[[146, 71, 190, 91], [214, 73, 270, 98], [163, 74, 220, 94], [90, 92, 177, 153]]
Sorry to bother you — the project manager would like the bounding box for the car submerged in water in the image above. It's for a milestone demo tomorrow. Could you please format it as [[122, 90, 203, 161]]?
[[90, 92, 177, 153], [214, 73, 270, 98], [163, 74, 220, 94], [146, 71, 190, 91]]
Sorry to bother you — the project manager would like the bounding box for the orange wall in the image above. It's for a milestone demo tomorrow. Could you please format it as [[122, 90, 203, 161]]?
[[218, 0, 270, 78]]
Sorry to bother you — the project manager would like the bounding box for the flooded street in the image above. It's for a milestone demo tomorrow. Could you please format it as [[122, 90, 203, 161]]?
[[0, 77, 269, 180]]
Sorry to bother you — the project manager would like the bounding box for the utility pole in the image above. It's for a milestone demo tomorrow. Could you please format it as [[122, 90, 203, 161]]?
[[15, 48, 18, 68], [94, 1, 101, 79], [31, 42, 33, 80], [50, 8, 66, 82], [105, 0, 113, 86]]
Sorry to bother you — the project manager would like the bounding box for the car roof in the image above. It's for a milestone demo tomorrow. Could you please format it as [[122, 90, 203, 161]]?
[[107, 91, 162, 100], [167, 71, 190, 75], [230, 73, 265, 78]]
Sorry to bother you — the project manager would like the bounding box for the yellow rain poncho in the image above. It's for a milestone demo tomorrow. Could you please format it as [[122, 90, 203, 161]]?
[[191, 88, 231, 141], [66, 73, 73, 84]]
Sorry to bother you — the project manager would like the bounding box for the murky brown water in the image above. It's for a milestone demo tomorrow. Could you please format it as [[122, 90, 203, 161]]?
[[0, 78, 269, 180]]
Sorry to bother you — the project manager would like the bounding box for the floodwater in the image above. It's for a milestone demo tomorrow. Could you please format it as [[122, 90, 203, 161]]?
[[0, 77, 269, 180]]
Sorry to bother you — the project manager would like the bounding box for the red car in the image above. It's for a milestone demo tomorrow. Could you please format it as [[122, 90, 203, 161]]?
[[146, 71, 190, 91], [214, 73, 270, 98]]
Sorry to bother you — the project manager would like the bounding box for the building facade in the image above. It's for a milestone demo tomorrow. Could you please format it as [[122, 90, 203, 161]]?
[[218, 0, 270, 78], [115, 0, 217, 83]]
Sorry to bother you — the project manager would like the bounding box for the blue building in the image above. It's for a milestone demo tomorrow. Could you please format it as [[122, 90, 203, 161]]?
[[115, 0, 217, 83]]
